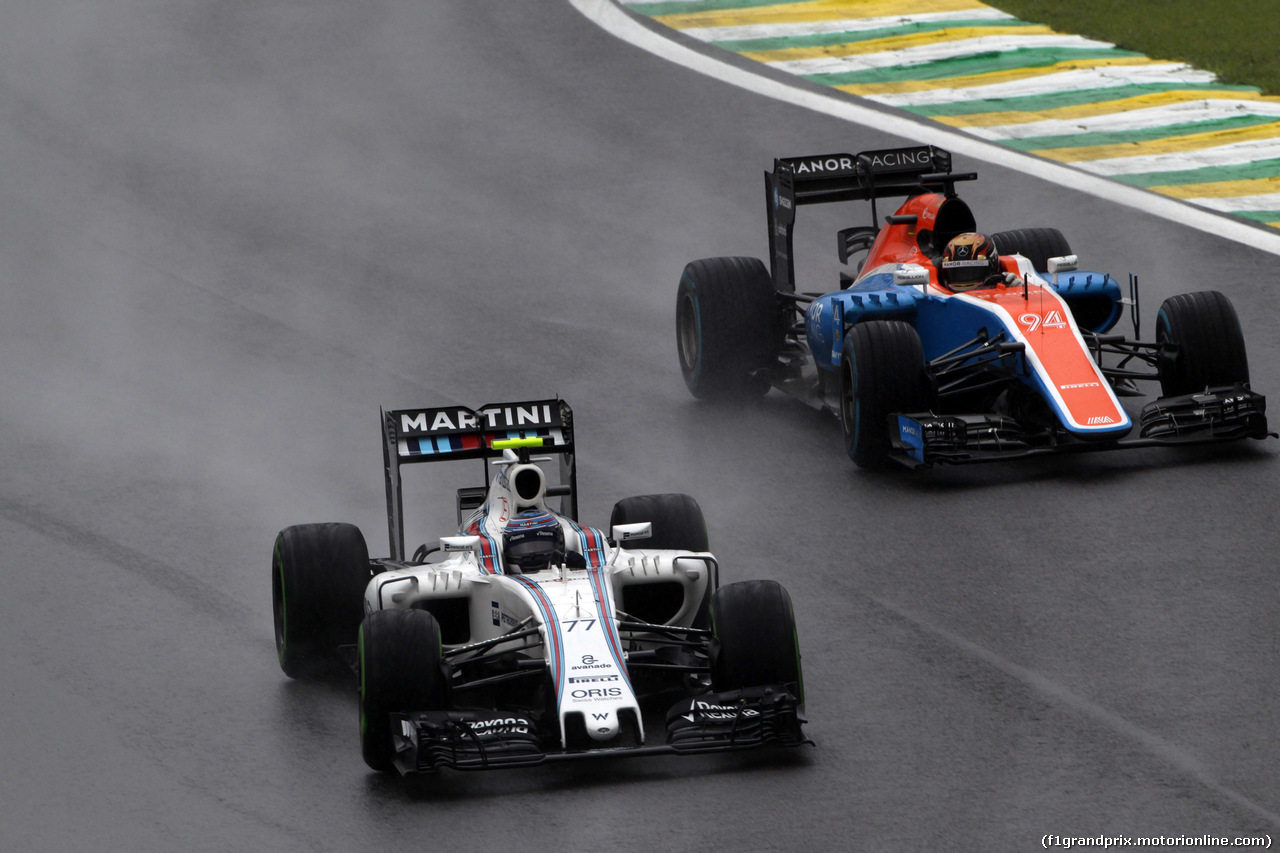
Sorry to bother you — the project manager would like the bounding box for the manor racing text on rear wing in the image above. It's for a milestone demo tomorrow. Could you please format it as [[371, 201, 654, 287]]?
[[380, 399, 578, 559]]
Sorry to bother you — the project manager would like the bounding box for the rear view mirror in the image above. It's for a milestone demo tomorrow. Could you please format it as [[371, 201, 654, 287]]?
[[610, 522, 652, 543], [893, 263, 930, 288], [440, 535, 482, 553]]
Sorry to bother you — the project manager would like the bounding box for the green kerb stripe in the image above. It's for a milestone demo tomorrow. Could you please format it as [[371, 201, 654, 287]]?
[[1119, 158, 1280, 187], [1004, 113, 1280, 152], [1220, 209, 1280, 223], [903, 83, 1257, 117], [713, 19, 1040, 52], [805, 47, 1139, 86]]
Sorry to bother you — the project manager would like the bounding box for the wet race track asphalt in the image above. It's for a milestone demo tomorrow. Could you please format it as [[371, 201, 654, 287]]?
[[1, 3, 1278, 850]]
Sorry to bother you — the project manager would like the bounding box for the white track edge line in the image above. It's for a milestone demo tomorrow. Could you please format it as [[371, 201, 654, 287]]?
[[570, 0, 1280, 257]]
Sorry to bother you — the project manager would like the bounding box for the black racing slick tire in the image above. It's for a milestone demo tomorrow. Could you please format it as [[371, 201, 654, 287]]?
[[1155, 290, 1250, 397], [989, 228, 1072, 272], [676, 256, 782, 399], [609, 493, 709, 552], [839, 320, 929, 469], [711, 580, 803, 703], [272, 522, 373, 679], [359, 609, 448, 773]]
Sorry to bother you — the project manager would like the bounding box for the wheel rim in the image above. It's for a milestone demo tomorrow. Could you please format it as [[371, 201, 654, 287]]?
[[840, 357, 857, 444], [272, 547, 288, 662], [676, 290, 700, 371]]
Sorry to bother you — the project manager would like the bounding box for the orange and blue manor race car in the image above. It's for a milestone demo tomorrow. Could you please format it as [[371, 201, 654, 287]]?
[[675, 144, 1273, 468], [272, 399, 808, 774]]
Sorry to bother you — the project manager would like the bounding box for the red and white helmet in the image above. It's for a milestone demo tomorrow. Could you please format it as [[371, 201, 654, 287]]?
[[939, 232, 999, 291]]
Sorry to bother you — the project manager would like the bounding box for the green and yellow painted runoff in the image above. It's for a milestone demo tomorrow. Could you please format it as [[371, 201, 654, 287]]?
[[622, 0, 1280, 227]]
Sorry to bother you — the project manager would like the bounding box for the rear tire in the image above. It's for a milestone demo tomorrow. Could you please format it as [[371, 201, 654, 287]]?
[[839, 321, 928, 469], [609, 493, 709, 552], [676, 256, 782, 399], [359, 609, 447, 773], [711, 580, 803, 703], [611, 493, 711, 626], [989, 227, 1072, 272], [272, 522, 372, 679], [1155, 290, 1250, 396]]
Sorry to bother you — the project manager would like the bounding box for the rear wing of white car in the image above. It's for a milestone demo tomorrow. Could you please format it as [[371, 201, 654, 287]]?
[[380, 399, 578, 560]]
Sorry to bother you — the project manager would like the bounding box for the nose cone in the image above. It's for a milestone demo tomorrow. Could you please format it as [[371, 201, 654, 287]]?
[[586, 710, 619, 741]]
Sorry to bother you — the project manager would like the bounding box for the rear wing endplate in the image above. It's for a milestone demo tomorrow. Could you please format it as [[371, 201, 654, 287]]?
[[380, 399, 578, 560], [765, 145, 975, 291]]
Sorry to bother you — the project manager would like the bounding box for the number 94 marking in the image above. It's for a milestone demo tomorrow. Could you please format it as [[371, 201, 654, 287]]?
[[1019, 309, 1068, 332]]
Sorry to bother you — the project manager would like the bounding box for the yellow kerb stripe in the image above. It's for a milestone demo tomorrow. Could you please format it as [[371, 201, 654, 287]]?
[[743, 25, 1053, 63], [1150, 177, 1280, 199], [834, 55, 1158, 96], [656, 0, 992, 30], [1035, 119, 1280, 162], [936, 88, 1270, 128]]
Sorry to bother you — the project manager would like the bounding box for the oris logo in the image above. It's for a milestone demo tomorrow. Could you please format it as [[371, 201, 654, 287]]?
[[571, 687, 623, 700]]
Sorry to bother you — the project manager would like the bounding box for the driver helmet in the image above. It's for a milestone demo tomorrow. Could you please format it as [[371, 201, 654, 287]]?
[[939, 232, 999, 291], [502, 510, 564, 573]]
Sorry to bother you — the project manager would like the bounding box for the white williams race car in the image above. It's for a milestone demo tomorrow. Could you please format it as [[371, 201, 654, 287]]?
[[272, 399, 809, 774]]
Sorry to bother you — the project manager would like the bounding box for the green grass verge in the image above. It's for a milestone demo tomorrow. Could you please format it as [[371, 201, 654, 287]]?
[[992, 0, 1280, 96]]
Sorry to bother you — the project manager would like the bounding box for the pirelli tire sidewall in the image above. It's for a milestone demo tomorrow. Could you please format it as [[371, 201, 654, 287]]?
[[359, 609, 447, 773], [710, 579, 803, 703], [839, 320, 928, 469], [1155, 290, 1250, 397], [272, 522, 372, 679], [676, 256, 781, 399]]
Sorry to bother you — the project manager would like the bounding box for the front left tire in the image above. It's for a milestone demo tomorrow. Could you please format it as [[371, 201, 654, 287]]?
[[1155, 290, 1250, 397]]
